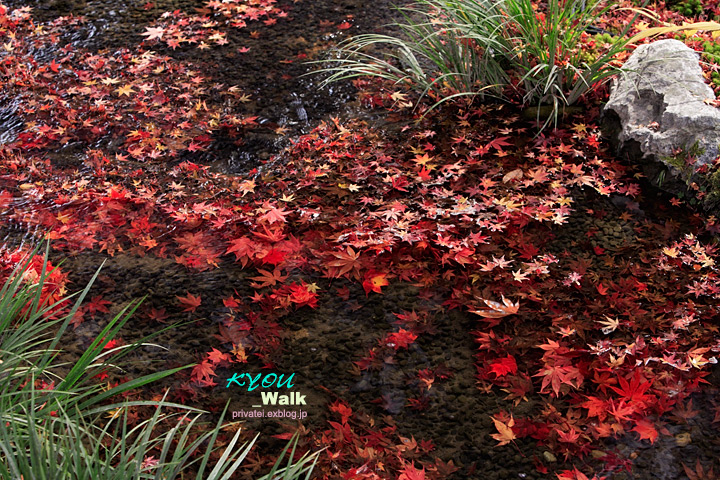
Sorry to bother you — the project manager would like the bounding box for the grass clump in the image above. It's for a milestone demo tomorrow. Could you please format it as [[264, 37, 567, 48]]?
[[0, 245, 319, 479], [317, 0, 646, 129]]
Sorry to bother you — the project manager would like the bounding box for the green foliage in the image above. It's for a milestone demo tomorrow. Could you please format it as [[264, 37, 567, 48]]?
[[670, 0, 704, 17], [316, 0, 647, 129], [0, 246, 319, 479], [701, 41, 720, 88]]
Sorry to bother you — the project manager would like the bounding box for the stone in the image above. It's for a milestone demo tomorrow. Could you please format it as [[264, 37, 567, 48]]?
[[603, 39, 720, 210]]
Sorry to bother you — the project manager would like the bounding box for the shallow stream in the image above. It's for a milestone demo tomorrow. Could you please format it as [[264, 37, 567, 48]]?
[[0, 1, 718, 479]]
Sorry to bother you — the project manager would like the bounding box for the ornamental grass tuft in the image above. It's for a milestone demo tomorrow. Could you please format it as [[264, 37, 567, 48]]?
[[0, 245, 319, 479], [316, 0, 720, 129]]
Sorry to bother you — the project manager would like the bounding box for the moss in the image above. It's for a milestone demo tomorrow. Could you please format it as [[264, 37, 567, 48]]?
[[660, 141, 704, 180], [670, 0, 704, 17], [701, 160, 720, 205]]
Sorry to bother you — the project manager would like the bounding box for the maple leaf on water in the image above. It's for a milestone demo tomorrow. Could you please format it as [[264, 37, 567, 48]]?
[[471, 295, 520, 319], [631, 419, 658, 443], [191, 360, 216, 386], [177, 292, 202, 312], [326, 246, 362, 278], [363, 271, 389, 295], [398, 462, 426, 480], [141, 26, 166, 41], [489, 355, 518, 378], [385, 329, 418, 350], [490, 413, 516, 446], [249, 267, 287, 289]]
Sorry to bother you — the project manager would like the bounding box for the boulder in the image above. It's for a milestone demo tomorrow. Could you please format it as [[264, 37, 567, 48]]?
[[603, 38, 720, 210]]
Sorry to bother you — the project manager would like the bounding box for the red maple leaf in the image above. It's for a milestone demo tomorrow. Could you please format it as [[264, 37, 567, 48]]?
[[610, 372, 653, 410], [385, 329, 418, 350], [557, 467, 598, 480], [486, 136, 512, 151], [86, 295, 111, 316], [259, 248, 286, 265], [489, 355, 518, 378], [398, 462, 425, 480], [102, 338, 121, 351], [147, 307, 169, 323], [223, 295, 240, 309], [191, 360, 215, 384], [207, 348, 230, 365], [177, 292, 202, 312], [632, 419, 658, 443], [581, 396, 608, 420], [534, 362, 583, 397], [288, 282, 318, 308], [329, 400, 353, 424], [326, 246, 362, 279], [226, 236, 257, 267], [260, 204, 289, 224], [249, 267, 288, 289]]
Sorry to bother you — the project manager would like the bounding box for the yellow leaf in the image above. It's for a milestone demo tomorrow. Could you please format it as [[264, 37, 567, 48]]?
[[390, 91, 408, 102], [502, 168, 523, 183], [490, 415, 516, 446], [598, 316, 620, 334], [115, 84, 134, 97], [628, 21, 720, 44]]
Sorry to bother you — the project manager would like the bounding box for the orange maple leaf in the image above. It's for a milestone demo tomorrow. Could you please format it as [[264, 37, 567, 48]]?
[[177, 292, 201, 312], [207, 347, 230, 365], [398, 462, 425, 480], [363, 272, 389, 295], [490, 414, 516, 446]]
